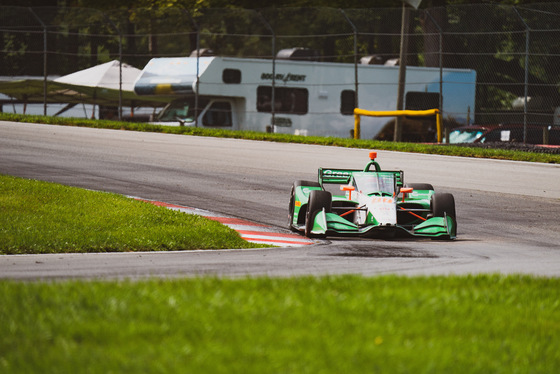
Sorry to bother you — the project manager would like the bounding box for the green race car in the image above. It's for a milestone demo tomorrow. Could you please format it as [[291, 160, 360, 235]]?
[[288, 152, 457, 240]]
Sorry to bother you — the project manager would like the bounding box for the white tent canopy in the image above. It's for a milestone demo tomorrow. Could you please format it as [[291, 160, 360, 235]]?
[[0, 60, 177, 117], [54, 60, 140, 91]]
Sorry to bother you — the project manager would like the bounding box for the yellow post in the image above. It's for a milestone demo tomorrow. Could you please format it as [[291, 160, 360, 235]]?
[[436, 111, 442, 143], [354, 113, 361, 139]]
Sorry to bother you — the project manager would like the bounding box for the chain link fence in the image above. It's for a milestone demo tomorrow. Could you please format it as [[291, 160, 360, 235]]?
[[1, 4, 559, 144]]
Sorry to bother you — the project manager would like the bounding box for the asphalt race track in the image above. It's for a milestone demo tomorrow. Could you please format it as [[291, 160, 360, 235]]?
[[1, 121, 559, 280]]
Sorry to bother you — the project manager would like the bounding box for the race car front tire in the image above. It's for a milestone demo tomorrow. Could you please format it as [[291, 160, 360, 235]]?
[[431, 192, 456, 221], [305, 190, 332, 238], [289, 180, 322, 231]]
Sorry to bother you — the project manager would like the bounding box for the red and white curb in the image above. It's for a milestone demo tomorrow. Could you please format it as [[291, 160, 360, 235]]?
[[132, 198, 315, 247]]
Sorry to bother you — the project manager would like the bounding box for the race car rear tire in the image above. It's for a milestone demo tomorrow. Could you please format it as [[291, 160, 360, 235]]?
[[305, 190, 332, 238], [294, 180, 321, 188], [406, 183, 434, 191], [289, 180, 322, 231], [432, 192, 456, 220]]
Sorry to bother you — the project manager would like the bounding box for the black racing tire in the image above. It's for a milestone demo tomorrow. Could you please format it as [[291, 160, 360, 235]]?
[[289, 180, 321, 231], [294, 180, 321, 188], [305, 190, 332, 238], [406, 183, 434, 191], [431, 192, 456, 221]]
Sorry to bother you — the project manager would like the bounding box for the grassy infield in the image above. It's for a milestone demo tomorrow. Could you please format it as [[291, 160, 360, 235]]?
[[1, 114, 559, 373], [0, 175, 260, 255]]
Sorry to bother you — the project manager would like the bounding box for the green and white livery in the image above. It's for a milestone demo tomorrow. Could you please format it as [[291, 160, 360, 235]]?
[[288, 152, 457, 240]]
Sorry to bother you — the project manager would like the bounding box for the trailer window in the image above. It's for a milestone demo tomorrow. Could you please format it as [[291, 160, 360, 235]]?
[[405, 91, 440, 111], [340, 90, 356, 115], [257, 86, 308, 115], [156, 98, 195, 122], [203, 101, 232, 127], [156, 98, 210, 123], [223, 69, 241, 84]]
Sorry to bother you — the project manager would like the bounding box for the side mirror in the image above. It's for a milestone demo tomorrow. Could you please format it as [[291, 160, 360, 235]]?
[[175, 116, 185, 126], [400, 187, 413, 202]]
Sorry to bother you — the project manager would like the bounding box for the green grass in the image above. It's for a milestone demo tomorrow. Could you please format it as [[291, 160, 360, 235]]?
[[0, 174, 264, 254], [2, 112, 559, 164], [2, 115, 559, 373], [0, 275, 558, 373]]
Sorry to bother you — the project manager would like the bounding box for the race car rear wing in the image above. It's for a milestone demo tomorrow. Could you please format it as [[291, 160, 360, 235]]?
[[318, 168, 359, 185], [318, 168, 404, 187]]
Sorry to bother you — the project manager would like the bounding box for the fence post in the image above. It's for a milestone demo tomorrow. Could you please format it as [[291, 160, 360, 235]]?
[[425, 10, 444, 141], [258, 12, 276, 132], [340, 9, 359, 109], [514, 7, 530, 144], [182, 8, 199, 127], [28, 8, 47, 116], [103, 14, 123, 121], [113, 33, 122, 120], [395, 3, 410, 142], [193, 17, 200, 127], [271, 34, 276, 132]]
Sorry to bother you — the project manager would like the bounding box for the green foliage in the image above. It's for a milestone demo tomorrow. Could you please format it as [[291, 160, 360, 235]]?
[[3, 2, 558, 114], [0, 174, 264, 254], [1, 275, 559, 373]]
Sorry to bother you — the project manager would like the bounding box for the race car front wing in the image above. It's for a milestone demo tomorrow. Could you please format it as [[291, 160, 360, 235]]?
[[307, 209, 456, 240]]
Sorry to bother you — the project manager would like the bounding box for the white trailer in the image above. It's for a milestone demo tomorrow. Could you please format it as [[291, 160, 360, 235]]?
[[134, 53, 476, 139]]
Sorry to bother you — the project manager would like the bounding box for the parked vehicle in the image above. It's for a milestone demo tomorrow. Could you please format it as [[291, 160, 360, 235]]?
[[448, 125, 492, 144], [134, 49, 476, 139], [448, 124, 560, 145], [477, 125, 559, 145]]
